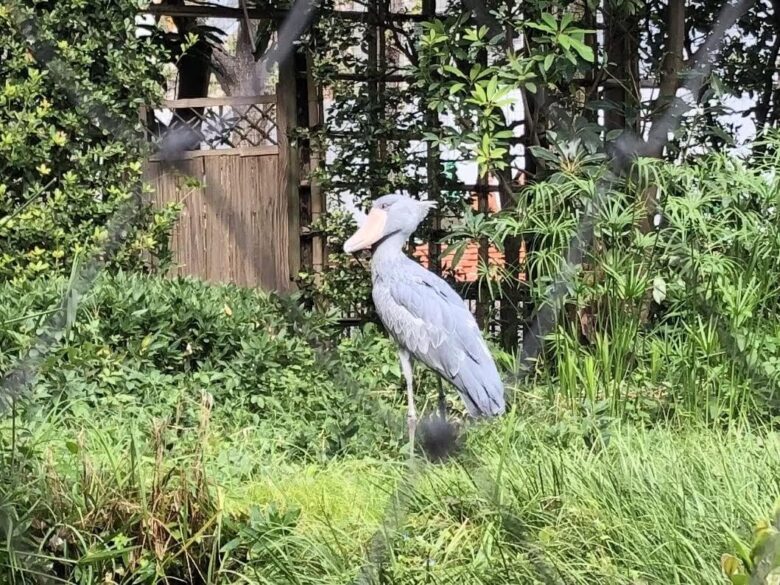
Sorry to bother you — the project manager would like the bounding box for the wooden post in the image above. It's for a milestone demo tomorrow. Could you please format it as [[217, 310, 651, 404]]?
[[306, 50, 326, 272], [422, 0, 441, 277], [475, 176, 489, 330], [603, 2, 640, 133], [366, 0, 379, 200], [277, 53, 300, 290]]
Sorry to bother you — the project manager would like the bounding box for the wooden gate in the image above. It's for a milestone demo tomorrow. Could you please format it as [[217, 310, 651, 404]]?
[[142, 92, 298, 292]]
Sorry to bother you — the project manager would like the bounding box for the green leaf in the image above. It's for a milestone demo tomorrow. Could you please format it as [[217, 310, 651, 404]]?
[[709, 126, 735, 144], [528, 145, 559, 162], [463, 27, 479, 42], [569, 38, 595, 62], [722, 524, 753, 568], [541, 13, 558, 31], [220, 537, 243, 554], [710, 73, 728, 97], [486, 76, 498, 100], [543, 53, 555, 72], [442, 64, 467, 79], [525, 22, 555, 34], [473, 83, 488, 104]]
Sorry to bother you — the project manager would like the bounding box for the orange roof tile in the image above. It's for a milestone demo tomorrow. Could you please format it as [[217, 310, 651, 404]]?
[[412, 240, 527, 283], [412, 182, 529, 283]]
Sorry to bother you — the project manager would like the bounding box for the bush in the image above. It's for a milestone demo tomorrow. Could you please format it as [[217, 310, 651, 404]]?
[[463, 133, 780, 420], [0, 0, 178, 282], [297, 210, 374, 318], [0, 273, 408, 460], [723, 499, 780, 584]]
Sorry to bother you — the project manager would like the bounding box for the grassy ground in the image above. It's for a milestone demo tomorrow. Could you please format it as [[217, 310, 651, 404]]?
[[2, 275, 779, 582], [3, 390, 779, 584]]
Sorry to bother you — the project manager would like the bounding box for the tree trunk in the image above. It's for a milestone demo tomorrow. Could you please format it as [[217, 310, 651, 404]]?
[[170, 36, 213, 151], [211, 20, 272, 96], [637, 0, 686, 322], [497, 8, 522, 353], [603, 3, 640, 133], [497, 168, 522, 353], [639, 0, 686, 234], [163, 4, 214, 152], [211, 21, 274, 147], [754, 0, 780, 132], [646, 0, 686, 157]]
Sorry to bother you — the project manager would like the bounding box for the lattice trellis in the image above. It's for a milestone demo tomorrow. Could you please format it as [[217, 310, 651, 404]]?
[[143, 96, 278, 151]]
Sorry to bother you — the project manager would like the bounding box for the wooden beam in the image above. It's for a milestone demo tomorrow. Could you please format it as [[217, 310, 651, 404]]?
[[161, 95, 276, 108], [148, 145, 278, 161], [317, 72, 413, 83], [277, 57, 300, 291], [305, 49, 326, 272], [325, 181, 507, 192], [326, 129, 426, 140]]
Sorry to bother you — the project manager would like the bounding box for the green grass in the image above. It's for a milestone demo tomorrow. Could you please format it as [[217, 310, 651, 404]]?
[[2, 273, 779, 583], [3, 392, 779, 584]]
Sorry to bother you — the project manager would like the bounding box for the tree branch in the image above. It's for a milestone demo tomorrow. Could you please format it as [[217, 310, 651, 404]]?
[[646, 0, 686, 157]]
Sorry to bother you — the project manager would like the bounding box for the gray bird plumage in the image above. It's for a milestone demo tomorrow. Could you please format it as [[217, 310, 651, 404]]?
[[343, 193, 505, 455], [372, 257, 504, 417]]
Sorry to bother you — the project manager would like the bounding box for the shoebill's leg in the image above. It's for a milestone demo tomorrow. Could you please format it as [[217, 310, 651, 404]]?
[[437, 376, 446, 419], [399, 348, 416, 457]]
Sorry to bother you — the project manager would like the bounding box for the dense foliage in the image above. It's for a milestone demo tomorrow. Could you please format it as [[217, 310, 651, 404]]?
[[443, 134, 780, 419], [299, 0, 780, 336], [310, 130, 780, 421], [296, 210, 374, 317], [1, 277, 779, 584], [2, 0, 780, 583], [0, 273, 411, 459], [0, 0, 178, 282]]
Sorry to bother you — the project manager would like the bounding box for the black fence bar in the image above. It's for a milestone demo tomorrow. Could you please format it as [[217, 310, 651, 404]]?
[[325, 129, 527, 143], [326, 181, 510, 192], [309, 73, 414, 82]]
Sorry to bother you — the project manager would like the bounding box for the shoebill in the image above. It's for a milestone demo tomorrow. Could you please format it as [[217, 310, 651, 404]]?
[[343, 194, 506, 456]]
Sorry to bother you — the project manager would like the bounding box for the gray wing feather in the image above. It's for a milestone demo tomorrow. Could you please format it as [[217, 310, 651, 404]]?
[[374, 262, 506, 417]]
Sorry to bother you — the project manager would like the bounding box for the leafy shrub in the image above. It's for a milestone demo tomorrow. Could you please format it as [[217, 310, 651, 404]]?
[[0, 0, 178, 282], [0, 271, 443, 583], [723, 500, 780, 584], [297, 210, 374, 318], [0, 273, 407, 459], [447, 133, 780, 420]]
